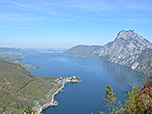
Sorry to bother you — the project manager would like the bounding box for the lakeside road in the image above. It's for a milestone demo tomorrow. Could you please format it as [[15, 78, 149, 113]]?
[[36, 83, 65, 114], [34, 76, 80, 114]]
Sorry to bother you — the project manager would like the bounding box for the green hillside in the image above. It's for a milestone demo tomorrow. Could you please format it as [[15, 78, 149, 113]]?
[[64, 45, 101, 58], [0, 55, 23, 63], [0, 59, 56, 114]]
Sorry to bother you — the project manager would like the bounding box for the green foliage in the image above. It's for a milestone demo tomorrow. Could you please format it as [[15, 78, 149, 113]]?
[[0, 54, 40, 70], [123, 86, 139, 113], [0, 54, 23, 63], [64, 45, 101, 58], [104, 85, 116, 104], [0, 106, 23, 114], [103, 83, 152, 114], [23, 106, 35, 114], [123, 82, 152, 114], [0, 59, 57, 113], [20, 64, 40, 70], [103, 85, 121, 114]]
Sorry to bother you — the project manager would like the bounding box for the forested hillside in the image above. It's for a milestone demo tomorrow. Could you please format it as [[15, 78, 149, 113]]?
[[0, 59, 56, 113]]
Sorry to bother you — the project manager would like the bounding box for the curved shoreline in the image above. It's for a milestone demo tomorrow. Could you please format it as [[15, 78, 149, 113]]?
[[35, 77, 80, 114], [36, 83, 65, 114]]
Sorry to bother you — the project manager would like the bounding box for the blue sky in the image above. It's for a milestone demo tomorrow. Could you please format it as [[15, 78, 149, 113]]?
[[0, 0, 152, 48]]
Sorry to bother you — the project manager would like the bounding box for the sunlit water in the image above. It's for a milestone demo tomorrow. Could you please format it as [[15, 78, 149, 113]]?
[[20, 53, 146, 114]]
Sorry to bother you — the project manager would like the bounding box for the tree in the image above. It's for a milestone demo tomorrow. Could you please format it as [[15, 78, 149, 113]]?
[[104, 85, 116, 114], [23, 106, 35, 114], [103, 83, 152, 114], [103, 85, 123, 114]]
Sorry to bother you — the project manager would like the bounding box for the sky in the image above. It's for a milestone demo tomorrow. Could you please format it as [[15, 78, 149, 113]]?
[[0, 0, 152, 49]]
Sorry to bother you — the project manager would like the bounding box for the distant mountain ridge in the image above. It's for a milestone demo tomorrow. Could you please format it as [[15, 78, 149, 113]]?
[[64, 30, 152, 76], [0, 47, 64, 54]]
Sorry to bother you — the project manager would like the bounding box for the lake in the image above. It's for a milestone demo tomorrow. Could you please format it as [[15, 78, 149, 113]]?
[[20, 53, 146, 114]]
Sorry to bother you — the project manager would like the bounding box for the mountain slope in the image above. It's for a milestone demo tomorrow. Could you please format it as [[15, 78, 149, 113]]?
[[95, 30, 152, 69], [0, 59, 56, 113], [64, 45, 101, 58], [136, 48, 152, 76], [64, 30, 152, 76]]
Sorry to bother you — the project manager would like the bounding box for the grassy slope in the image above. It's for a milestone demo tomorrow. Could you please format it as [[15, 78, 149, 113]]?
[[0, 59, 56, 113]]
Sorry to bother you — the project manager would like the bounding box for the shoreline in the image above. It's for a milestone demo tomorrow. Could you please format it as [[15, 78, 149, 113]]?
[[36, 83, 65, 114], [34, 76, 80, 114]]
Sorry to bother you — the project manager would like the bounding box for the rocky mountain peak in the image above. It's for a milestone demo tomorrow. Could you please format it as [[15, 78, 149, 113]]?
[[64, 29, 152, 76], [96, 30, 152, 69], [115, 29, 144, 41]]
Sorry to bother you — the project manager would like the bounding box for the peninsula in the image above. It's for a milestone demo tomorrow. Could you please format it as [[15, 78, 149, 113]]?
[[0, 58, 80, 114], [34, 76, 81, 114], [0, 54, 40, 70]]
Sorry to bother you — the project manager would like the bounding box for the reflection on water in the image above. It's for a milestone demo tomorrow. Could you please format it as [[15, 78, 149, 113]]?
[[20, 53, 147, 114], [101, 61, 146, 87]]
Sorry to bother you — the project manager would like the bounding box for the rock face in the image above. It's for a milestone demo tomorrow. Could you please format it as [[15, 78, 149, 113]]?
[[64, 30, 152, 76], [136, 48, 152, 76], [95, 30, 152, 69]]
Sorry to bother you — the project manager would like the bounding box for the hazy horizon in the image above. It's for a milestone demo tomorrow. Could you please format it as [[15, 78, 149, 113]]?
[[0, 0, 152, 48]]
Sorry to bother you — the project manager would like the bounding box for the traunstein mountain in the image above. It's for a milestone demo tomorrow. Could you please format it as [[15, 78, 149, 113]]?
[[95, 30, 152, 69], [64, 30, 152, 76]]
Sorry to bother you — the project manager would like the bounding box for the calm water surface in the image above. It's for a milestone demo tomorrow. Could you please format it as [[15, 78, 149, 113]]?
[[20, 53, 146, 114]]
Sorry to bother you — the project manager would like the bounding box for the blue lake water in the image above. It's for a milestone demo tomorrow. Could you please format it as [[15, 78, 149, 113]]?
[[20, 53, 146, 114]]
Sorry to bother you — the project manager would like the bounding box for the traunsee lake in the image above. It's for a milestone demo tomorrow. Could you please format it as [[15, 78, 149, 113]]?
[[20, 53, 146, 114]]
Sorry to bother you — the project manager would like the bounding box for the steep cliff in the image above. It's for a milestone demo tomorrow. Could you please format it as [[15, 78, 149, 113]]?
[[64, 30, 152, 76]]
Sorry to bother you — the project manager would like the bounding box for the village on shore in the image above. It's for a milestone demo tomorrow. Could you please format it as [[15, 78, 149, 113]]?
[[56, 76, 81, 83], [32, 76, 80, 114]]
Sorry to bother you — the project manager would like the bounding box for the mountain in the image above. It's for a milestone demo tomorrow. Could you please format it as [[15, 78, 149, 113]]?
[[136, 48, 152, 76], [0, 47, 64, 55], [0, 47, 24, 54], [95, 30, 152, 69], [64, 45, 101, 58], [64, 30, 152, 76], [0, 59, 56, 113]]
